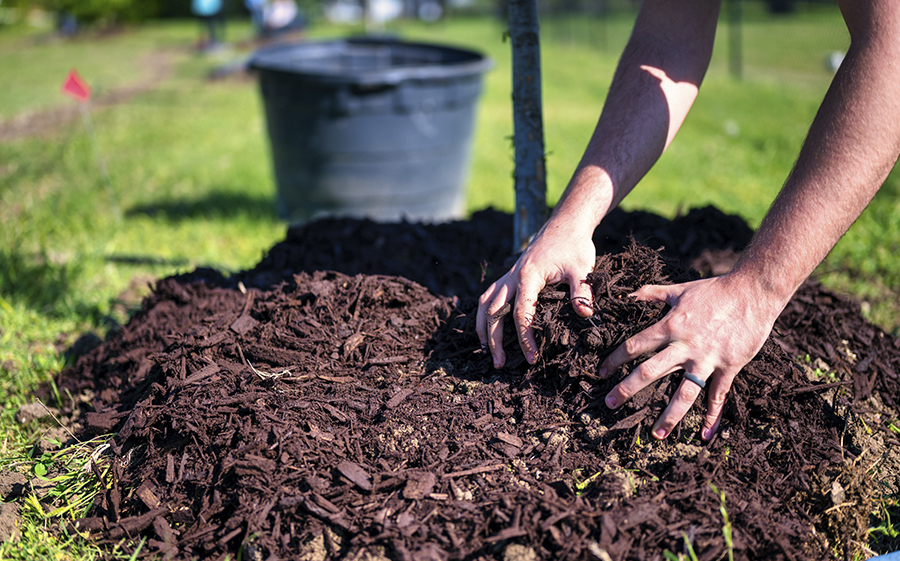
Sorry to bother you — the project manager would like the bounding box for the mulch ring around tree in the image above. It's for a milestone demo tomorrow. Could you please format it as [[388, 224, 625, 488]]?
[[49, 207, 900, 561]]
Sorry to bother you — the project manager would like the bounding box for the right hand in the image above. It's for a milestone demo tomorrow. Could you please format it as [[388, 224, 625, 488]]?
[[476, 218, 597, 368], [598, 272, 783, 440]]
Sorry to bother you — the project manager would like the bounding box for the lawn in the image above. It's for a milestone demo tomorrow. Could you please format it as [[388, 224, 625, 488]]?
[[0, 3, 897, 558]]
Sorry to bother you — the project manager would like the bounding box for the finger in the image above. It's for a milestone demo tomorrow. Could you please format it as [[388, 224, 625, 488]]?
[[475, 286, 496, 347], [476, 283, 505, 348], [513, 274, 545, 364], [487, 310, 506, 368], [569, 276, 593, 318], [631, 283, 675, 303], [650, 369, 710, 440], [701, 371, 735, 440], [487, 283, 512, 368], [599, 322, 672, 379], [478, 282, 512, 369], [604, 345, 688, 410]]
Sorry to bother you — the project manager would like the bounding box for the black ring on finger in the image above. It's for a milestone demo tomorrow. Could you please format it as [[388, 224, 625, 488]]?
[[683, 371, 706, 389]]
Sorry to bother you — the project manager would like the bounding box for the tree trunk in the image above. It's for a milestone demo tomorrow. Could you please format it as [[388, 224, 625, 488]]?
[[508, 0, 547, 253]]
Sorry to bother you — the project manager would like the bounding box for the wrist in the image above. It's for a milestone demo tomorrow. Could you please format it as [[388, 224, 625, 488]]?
[[550, 166, 614, 231], [722, 262, 798, 325]]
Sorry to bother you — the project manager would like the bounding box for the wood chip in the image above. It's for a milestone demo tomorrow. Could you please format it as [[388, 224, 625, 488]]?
[[402, 471, 436, 500], [336, 460, 372, 491], [441, 464, 506, 479], [135, 481, 161, 509], [317, 375, 355, 383], [385, 388, 414, 409], [611, 407, 651, 431], [230, 313, 259, 336], [367, 355, 410, 366], [180, 363, 220, 386], [342, 332, 365, 358], [495, 432, 523, 448]]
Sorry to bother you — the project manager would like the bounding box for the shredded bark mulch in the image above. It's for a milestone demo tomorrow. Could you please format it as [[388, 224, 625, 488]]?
[[55, 207, 899, 561]]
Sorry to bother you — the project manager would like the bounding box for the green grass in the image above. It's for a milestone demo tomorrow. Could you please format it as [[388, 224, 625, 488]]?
[[0, 3, 898, 558], [0, 433, 122, 560]]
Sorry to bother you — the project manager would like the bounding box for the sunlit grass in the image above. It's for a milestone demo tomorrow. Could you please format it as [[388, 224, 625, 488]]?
[[0, 433, 130, 560]]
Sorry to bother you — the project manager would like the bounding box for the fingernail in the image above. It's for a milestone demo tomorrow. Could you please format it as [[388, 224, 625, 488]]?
[[599, 367, 608, 378], [605, 395, 617, 408], [654, 428, 666, 439], [525, 351, 535, 364], [701, 428, 712, 441], [493, 355, 501, 368]]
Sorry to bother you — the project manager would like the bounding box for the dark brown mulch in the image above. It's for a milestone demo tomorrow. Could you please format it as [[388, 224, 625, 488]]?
[[56, 207, 899, 561]]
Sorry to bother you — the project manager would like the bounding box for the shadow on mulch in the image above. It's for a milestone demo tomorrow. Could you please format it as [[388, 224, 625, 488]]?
[[54, 207, 899, 561]]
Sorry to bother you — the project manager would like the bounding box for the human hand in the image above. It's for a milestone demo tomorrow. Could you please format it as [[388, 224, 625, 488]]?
[[476, 220, 597, 368], [599, 273, 783, 441]]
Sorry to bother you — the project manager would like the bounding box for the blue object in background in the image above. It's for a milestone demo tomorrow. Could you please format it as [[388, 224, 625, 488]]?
[[192, 0, 222, 17], [870, 552, 900, 561], [245, 0, 266, 34]]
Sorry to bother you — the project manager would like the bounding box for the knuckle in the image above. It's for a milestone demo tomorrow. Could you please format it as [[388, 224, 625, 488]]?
[[514, 273, 531, 290], [512, 310, 527, 326], [514, 302, 535, 324], [623, 338, 642, 356], [636, 368, 655, 385], [666, 313, 689, 334], [636, 362, 660, 383], [678, 382, 702, 402], [615, 386, 631, 401], [707, 390, 728, 408]]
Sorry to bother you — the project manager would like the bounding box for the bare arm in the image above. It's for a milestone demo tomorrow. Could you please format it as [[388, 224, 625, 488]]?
[[557, 0, 720, 225], [477, 0, 721, 367], [602, 0, 900, 440], [734, 0, 900, 308]]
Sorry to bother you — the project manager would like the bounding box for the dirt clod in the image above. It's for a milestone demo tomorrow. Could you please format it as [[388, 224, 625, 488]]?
[[15, 401, 58, 425], [0, 470, 28, 501], [0, 502, 21, 543]]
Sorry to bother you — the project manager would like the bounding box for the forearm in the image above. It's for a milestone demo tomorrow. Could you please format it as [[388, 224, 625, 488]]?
[[551, 0, 721, 231], [732, 5, 900, 313]]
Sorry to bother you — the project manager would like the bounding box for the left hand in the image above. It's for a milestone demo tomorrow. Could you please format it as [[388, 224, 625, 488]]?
[[599, 273, 782, 441]]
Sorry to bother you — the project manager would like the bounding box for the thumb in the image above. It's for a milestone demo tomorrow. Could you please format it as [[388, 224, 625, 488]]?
[[569, 277, 593, 317]]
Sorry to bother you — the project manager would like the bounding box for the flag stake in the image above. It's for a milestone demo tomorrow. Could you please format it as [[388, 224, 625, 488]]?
[[62, 69, 121, 221]]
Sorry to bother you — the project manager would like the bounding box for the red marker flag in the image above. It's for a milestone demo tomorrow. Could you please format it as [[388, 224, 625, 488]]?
[[61, 69, 91, 103]]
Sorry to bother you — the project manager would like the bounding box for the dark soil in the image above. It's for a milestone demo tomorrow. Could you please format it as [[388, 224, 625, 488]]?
[[55, 207, 900, 561]]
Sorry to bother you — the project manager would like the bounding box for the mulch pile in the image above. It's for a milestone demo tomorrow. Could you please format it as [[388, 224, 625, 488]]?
[[56, 207, 899, 561]]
